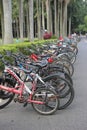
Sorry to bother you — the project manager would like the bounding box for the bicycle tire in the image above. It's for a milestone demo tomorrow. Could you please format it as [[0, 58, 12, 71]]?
[[32, 88, 59, 115], [39, 65, 73, 85], [41, 74, 74, 110], [49, 63, 71, 76], [48, 66, 73, 86], [55, 58, 74, 76], [58, 85, 74, 110], [0, 77, 15, 109], [42, 74, 72, 97], [66, 49, 76, 64], [71, 45, 78, 55]]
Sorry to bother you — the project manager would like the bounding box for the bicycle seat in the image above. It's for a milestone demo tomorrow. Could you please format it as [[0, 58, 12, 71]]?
[[31, 60, 48, 68]]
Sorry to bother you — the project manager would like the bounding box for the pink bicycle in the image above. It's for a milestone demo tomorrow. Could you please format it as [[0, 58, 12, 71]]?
[[0, 64, 59, 115]]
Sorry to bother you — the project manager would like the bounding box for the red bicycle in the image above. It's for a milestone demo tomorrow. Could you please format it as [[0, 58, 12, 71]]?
[[0, 64, 59, 115]]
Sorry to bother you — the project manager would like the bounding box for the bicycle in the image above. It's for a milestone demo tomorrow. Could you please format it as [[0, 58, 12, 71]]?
[[1, 47, 75, 110], [0, 63, 59, 115]]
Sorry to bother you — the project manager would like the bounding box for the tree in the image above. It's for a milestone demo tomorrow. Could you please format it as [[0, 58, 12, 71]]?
[[19, 0, 24, 41], [62, 0, 70, 36], [0, 0, 3, 41], [78, 15, 87, 33], [46, 0, 51, 32], [68, 0, 87, 33], [0, 0, 13, 44], [36, 0, 42, 39], [2, 0, 13, 44], [42, 0, 45, 32], [28, 0, 34, 41]]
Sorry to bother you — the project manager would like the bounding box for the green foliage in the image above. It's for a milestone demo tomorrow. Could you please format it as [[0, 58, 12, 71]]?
[[77, 15, 87, 32], [84, 15, 87, 27], [0, 39, 56, 54], [12, 0, 19, 19], [77, 24, 84, 32], [0, 60, 5, 75], [0, 39, 56, 70], [3, 55, 15, 65], [68, 0, 87, 33], [51, 35, 58, 39]]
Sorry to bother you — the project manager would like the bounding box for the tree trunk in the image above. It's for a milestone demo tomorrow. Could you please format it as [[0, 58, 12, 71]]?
[[0, 0, 4, 44], [62, 0, 70, 37], [54, 0, 57, 35], [2, 0, 13, 44], [62, 2, 67, 36], [37, 0, 41, 39], [50, 4, 52, 33], [60, 1, 63, 37], [16, 17, 19, 39], [19, 0, 24, 41], [41, 0, 45, 39], [57, 0, 60, 37], [69, 16, 71, 36], [42, 1, 45, 31], [26, 2, 30, 40], [46, 0, 50, 32], [28, 0, 34, 41]]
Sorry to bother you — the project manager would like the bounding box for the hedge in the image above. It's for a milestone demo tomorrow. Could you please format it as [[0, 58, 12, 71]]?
[[0, 39, 57, 54]]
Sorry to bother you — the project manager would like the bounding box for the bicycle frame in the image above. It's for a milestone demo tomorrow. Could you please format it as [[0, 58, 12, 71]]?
[[0, 66, 45, 105]]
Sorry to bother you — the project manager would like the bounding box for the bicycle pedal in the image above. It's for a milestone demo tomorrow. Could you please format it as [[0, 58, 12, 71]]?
[[14, 98, 17, 102], [23, 102, 28, 107]]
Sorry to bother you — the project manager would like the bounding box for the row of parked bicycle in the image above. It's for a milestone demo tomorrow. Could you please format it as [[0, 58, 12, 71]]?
[[0, 36, 79, 115]]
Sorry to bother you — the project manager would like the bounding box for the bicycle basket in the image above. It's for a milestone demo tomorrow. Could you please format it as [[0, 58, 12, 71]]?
[[0, 61, 5, 76]]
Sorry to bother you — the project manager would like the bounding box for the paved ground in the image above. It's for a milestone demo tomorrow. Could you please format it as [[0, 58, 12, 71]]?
[[0, 38, 87, 130]]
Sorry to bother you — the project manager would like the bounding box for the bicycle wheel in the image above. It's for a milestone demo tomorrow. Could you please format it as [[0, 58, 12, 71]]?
[[55, 58, 74, 76], [58, 86, 74, 110], [0, 77, 15, 109], [41, 74, 74, 109], [66, 49, 76, 64], [48, 66, 73, 86], [39, 65, 73, 86], [71, 45, 78, 55], [56, 63, 71, 76], [43, 74, 71, 97], [32, 88, 59, 115]]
